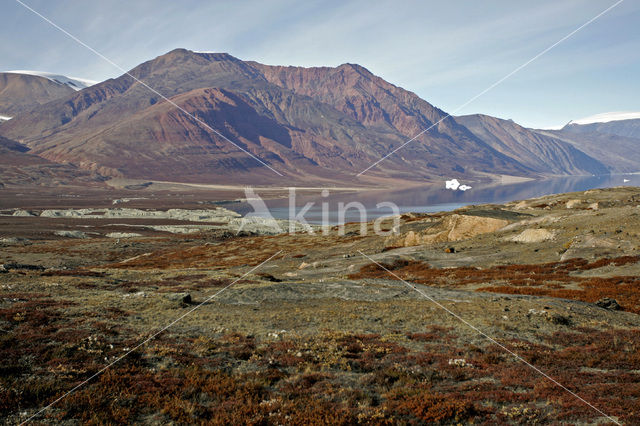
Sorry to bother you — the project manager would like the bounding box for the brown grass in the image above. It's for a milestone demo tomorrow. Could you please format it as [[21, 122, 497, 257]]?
[[3, 317, 640, 424], [350, 256, 640, 313]]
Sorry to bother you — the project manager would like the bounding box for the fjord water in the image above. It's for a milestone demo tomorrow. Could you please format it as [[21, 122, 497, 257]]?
[[237, 174, 640, 224]]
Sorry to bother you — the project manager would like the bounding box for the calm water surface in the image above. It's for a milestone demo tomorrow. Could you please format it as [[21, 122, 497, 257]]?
[[231, 174, 640, 224]]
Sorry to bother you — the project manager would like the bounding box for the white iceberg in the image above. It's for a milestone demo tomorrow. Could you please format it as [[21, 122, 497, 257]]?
[[445, 179, 472, 191], [445, 179, 460, 190]]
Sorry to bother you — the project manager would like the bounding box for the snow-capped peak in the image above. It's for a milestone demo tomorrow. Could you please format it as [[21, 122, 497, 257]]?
[[5, 70, 98, 91], [568, 111, 640, 126]]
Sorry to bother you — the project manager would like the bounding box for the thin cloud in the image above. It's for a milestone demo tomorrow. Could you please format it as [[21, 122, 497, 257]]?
[[1, 0, 637, 129]]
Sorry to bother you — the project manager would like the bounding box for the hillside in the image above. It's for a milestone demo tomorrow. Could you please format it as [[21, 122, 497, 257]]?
[[2, 49, 635, 185], [455, 114, 609, 176], [535, 128, 640, 173], [0, 49, 533, 185], [0, 72, 78, 117], [0, 135, 103, 187], [563, 112, 640, 139]]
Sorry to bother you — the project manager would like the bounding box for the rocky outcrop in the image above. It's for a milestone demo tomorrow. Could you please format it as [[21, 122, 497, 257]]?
[[507, 229, 555, 243], [12, 209, 36, 217], [54, 230, 88, 239], [596, 298, 621, 310], [105, 232, 142, 238], [561, 234, 635, 260], [40, 207, 241, 222], [33, 207, 309, 236], [387, 214, 509, 247]]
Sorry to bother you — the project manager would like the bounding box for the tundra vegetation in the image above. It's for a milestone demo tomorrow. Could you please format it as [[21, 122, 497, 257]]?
[[1, 186, 640, 424]]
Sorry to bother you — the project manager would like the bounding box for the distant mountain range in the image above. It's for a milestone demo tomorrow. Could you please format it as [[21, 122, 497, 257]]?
[[455, 114, 610, 176], [0, 70, 97, 119], [0, 49, 637, 187], [561, 112, 640, 139]]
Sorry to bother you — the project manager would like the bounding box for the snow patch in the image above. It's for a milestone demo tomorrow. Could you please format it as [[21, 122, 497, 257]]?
[[568, 111, 640, 125], [5, 70, 98, 91], [0, 115, 11, 121]]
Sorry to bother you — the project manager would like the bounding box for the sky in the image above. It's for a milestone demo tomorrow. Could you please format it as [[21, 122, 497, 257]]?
[[1, 0, 639, 129]]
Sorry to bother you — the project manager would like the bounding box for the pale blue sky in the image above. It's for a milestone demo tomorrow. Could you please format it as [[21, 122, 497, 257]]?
[[2, 0, 638, 128]]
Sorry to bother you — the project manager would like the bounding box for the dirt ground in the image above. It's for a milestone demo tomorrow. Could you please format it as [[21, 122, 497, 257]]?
[[1, 186, 639, 424]]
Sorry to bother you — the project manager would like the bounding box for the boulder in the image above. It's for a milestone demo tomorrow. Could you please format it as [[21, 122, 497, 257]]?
[[565, 199, 583, 209], [507, 229, 555, 243], [513, 201, 530, 210], [166, 293, 192, 304], [256, 273, 282, 282], [595, 298, 621, 310], [403, 231, 420, 246]]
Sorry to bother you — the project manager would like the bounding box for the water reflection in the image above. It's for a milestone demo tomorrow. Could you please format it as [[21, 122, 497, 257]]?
[[232, 174, 640, 224]]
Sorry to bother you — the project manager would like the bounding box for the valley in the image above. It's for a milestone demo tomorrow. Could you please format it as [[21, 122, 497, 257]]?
[[1, 34, 639, 425], [1, 186, 639, 424]]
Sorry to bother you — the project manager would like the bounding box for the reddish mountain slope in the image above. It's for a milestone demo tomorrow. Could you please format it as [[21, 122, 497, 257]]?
[[0, 135, 102, 187], [0, 49, 580, 185], [253, 62, 528, 178]]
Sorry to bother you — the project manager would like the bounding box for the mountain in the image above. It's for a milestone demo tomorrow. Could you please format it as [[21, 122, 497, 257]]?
[[534, 129, 640, 173], [5, 70, 97, 91], [0, 49, 536, 185], [4, 49, 635, 185], [560, 112, 640, 139], [523, 112, 640, 173], [251, 62, 534, 177], [0, 135, 103, 187], [455, 114, 609, 176], [0, 71, 97, 118]]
